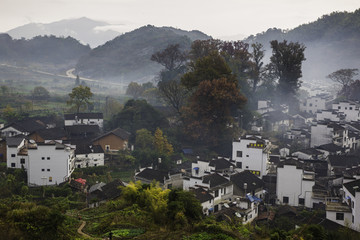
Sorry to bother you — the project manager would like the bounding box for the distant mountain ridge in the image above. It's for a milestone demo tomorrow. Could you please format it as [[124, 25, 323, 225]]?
[[6, 17, 121, 48], [75, 25, 211, 83], [245, 9, 360, 81]]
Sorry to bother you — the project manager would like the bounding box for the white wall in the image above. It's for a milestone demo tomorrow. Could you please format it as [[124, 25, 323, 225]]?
[[300, 96, 326, 114], [311, 124, 333, 147], [27, 144, 75, 186], [316, 110, 340, 122], [277, 165, 315, 208], [333, 102, 360, 122], [75, 153, 104, 168], [232, 138, 269, 178]]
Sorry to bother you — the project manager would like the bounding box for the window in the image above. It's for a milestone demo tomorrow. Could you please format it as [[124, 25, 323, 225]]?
[[336, 212, 344, 220], [352, 201, 354, 208], [236, 151, 242, 157], [338, 106, 341, 109], [299, 198, 305, 205], [47, 169, 50, 172], [246, 155, 249, 157], [42, 157, 45, 160], [11, 154, 16, 157], [223, 188, 226, 195], [350, 107, 353, 110], [352, 215, 354, 223], [47, 157, 50, 160], [236, 162, 242, 169], [77, 165, 81, 168], [215, 190, 219, 197], [11, 163, 15, 167], [309, 103, 312, 107], [195, 169, 199, 175], [105, 145, 110, 151], [49, 177, 52, 182], [283, 196, 289, 204], [20, 158, 25, 164], [85, 154, 88, 157], [94, 164, 97, 167], [41, 169, 45, 172]]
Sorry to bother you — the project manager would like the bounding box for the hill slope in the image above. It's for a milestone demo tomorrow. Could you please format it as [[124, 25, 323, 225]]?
[[75, 25, 211, 83], [6, 17, 120, 48], [245, 9, 360, 81], [0, 34, 91, 71]]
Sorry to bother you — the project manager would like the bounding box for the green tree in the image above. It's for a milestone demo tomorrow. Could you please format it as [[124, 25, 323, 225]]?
[[181, 77, 247, 147], [250, 42, 265, 93], [181, 51, 236, 90], [126, 82, 144, 99], [2, 105, 18, 122], [32, 86, 50, 100], [67, 85, 93, 113], [269, 40, 306, 97], [327, 68, 359, 97], [151, 44, 186, 72]]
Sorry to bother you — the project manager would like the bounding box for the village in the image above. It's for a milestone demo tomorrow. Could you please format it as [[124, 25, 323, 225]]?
[[2, 81, 360, 234]]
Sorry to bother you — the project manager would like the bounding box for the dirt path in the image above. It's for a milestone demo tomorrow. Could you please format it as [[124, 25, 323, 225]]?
[[77, 220, 92, 239]]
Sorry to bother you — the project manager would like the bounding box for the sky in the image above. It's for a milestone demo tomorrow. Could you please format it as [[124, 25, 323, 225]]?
[[1, 0, 359, 39]]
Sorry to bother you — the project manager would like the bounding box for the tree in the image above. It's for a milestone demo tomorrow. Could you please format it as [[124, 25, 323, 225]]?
[[181, 51, 236, 90], [32, 86, 50, 100], [327, 68, 359, 96], [153, 128, 173, 156], [2, 105, 18, 122], [67, 85, 93, 113], [181, 78, 247, 147], [126, 82, 144, 99], [250, 42, 265, 93], [157, 79, 188, 114], [151, 44, 187, 72], [75, 75, 80, 86], [269, 40, 306, 97]]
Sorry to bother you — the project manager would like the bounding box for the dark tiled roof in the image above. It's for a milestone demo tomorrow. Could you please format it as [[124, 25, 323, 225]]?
[[75, 144, 104, 155], [136, 168, 169, 183], [92, 128, 130, 141], [2, 118, 46, 133], [316, 143, 343, 152], [31, 127, 67, 141], [192, 187, 213, 203], [65, 125, 100, 134], [295, 148, 322, 156], [230, 171, 265, 192], [202, 173, 229, 188], [209, 158, 235, 170], [101, 179, 124, 200], [6, 136, 26, 147], [328, 155, 360, 168], [64, 112, 103, 120], [343, 179, 360, 196], [269, 155, 280, 164]]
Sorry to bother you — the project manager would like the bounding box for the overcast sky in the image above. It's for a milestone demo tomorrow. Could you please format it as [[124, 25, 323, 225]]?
[[1, 0, 359, 38]]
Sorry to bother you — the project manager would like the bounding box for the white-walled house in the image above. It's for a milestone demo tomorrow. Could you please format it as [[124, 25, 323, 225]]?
[[6, 136, 29, 170], [192, 187, 215, 215], [332, 102, 360, 122], [64, 113, 104, 129], [27, 141, 76, 186], [232, 135, 270, 178], [276, 160, 315, 208], [75, 144, 104, 168], [311, 121, 352, 149], [300, 95, 326, 114], [316, 110, 344, 122], [326, 179, 360, 232]]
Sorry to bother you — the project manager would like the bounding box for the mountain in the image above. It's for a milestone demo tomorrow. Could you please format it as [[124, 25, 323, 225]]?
[[0, 33, 90, 67], [6, 17, 120, 48], [75, 25, 211, 83], [244, 9, 360, 81]]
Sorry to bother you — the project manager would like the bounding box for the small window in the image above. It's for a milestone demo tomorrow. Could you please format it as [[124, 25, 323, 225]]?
[[236, 151, 242, 158], [77, 165, 81, 168], [338, 106, 341, 109], [11, 163, 15, 167], [20, 158, 25, 164], [236, 162, 242, 169], [246, 155, 249, 157], [195, 169, 199, 175], [47, 169, 50, 172], [41, 169, 45, 172], [85, 154, 88, 158], [350, 107, 353, 110], [49, 177, 52, 182], [223, 187, 226, 195], [283, 196, 289, 204], [309, 103, 312, 107], [105, 145, 110, 151], [94, 164, 97, 167], [336, 212, 344, 220], [352, 215, 354, 223], [11, 154, 16, 157], [299, 198, 305, 205], [47, 157, 50, 160], [215, 190, 219, 197], [42, 157, 45, 160]]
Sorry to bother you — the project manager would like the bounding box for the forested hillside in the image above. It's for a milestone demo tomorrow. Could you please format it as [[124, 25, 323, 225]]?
[[75, 25, 211, 83], [0, 34, 91, 66], [245, 9, 360, 81]]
